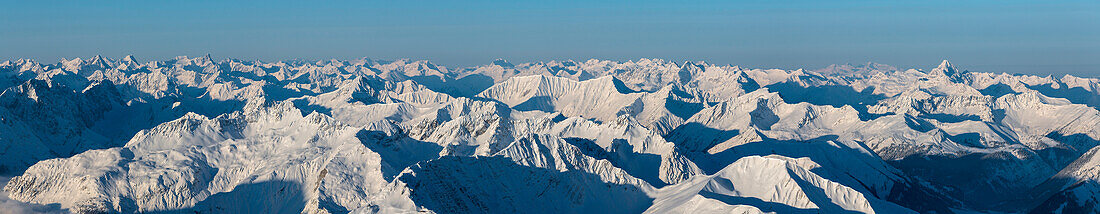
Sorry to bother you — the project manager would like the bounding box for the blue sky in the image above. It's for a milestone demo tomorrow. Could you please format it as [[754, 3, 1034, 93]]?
[[2, 0, 1098, 76]]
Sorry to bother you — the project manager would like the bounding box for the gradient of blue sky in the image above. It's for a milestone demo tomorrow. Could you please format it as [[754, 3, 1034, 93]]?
[[2, 0, 1098, 76]]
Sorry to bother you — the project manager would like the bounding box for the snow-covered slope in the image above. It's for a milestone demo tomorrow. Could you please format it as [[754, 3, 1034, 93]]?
[[477, 75, 703, 135], [646, 155, 913, 214], [3, 103, 418, 213], [1030, 146, 1100, 213], [3, 56, 1100, 213]]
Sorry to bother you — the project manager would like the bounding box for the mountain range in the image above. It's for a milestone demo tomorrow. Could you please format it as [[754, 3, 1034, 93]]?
[[1, 56, 1099, 213]]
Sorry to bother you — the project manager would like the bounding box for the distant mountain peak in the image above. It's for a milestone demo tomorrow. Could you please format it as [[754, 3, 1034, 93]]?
[[935, 60, 954, 72], [925, 59, 973, 83], [86, 55, 111, 67], [122, 55, 137, 62], [491, 58, 514, 68]]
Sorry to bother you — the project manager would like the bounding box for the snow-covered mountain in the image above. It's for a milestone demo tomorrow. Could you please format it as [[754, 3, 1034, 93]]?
[[2, 56, 1099, 213]]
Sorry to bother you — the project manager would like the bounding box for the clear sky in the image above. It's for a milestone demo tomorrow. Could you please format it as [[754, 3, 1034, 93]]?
[[2, 0, 1098, 76]]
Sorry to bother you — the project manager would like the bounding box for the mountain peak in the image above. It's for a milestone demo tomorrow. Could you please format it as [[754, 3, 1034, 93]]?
[[491, 58, 514, 68], [87, 55, 111, 67], [122, 55, 139, 64], [928, 59, 961, 77], [937, 60, 953, 71]]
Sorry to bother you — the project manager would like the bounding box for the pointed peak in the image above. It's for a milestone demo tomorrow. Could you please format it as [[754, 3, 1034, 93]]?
[[937, 60, 953, 70], [588, 75, 633, 94], [928, 59, 957, 76], [122, 55, 139, 63], [87, 55, 111, 65], [926, 59, 974, 84]]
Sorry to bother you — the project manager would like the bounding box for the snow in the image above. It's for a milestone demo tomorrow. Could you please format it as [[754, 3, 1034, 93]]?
[[1, 56, 1099, 213]]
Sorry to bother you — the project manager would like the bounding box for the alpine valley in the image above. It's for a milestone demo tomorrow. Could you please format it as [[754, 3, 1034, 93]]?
[[2, 55, 1099, 213]]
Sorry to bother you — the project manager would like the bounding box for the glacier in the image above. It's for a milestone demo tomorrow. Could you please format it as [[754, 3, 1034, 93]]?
[[1, 56, 1099, 213]]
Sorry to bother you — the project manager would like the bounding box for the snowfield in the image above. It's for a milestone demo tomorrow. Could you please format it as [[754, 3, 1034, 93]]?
[[1, 56, 1099, 213]]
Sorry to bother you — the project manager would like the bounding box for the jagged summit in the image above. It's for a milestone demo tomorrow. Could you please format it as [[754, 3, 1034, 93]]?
[[86, 55, 111, 66], [929, 59, 959, 75], [938, 59, 953, 70], [120, 55, 139, 64]]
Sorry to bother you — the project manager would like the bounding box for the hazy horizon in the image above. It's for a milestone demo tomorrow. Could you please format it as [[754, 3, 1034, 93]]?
[[3, 0, 1098, 76]]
